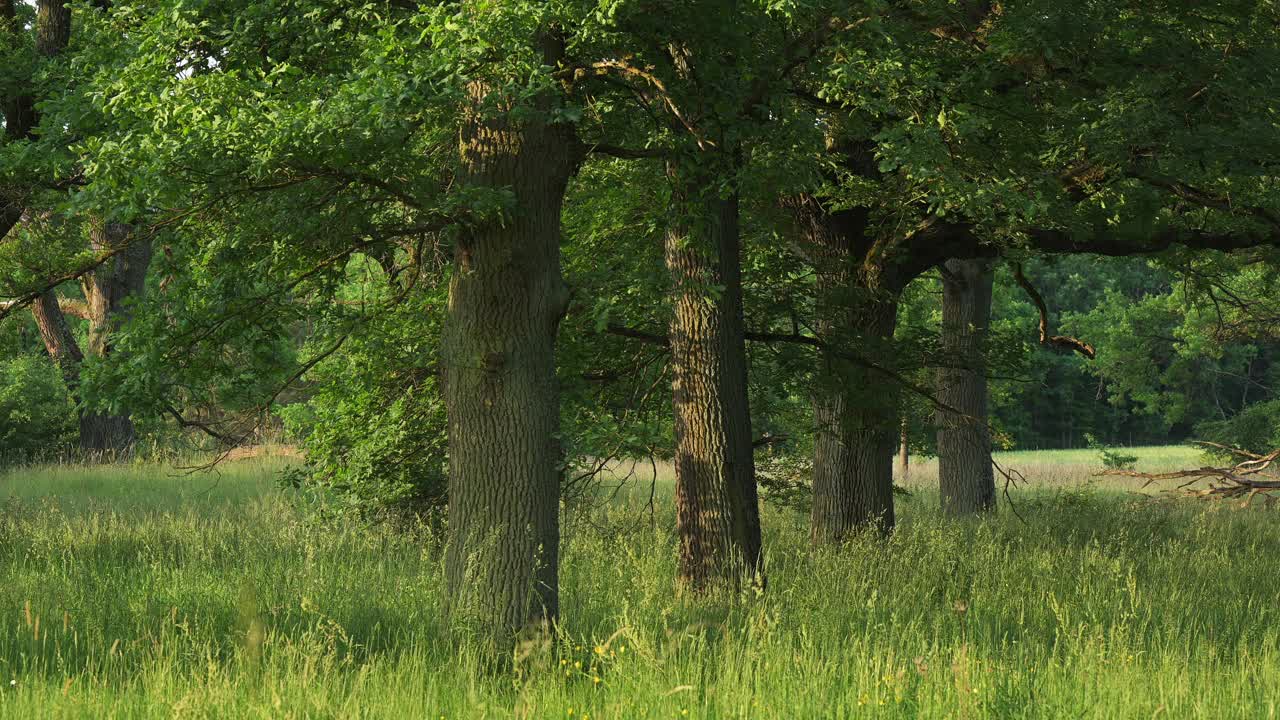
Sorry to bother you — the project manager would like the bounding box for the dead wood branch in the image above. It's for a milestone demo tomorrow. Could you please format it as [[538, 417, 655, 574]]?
[[1099, 447, 1280, 506]]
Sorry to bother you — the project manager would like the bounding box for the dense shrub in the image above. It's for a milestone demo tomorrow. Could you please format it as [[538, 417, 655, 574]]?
[[0, 356, 76, 462], [1194, 399, 1280, 458], [277, 285, 448, 521]]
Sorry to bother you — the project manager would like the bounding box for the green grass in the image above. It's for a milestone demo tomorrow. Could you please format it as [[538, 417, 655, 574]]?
[[901, 445, 1210, 493], [2, 448, 1279, 718]]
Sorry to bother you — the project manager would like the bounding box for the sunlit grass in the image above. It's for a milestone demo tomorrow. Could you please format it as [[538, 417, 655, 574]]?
[[902, 444, 1209, 493], [1, 449, 1278, 718]]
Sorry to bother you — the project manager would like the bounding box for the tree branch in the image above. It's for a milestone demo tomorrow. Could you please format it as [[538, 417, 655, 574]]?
[[163, 403, 242, 446], [0, 296, 89, 319], [1099, 446, 1280, 505], [603, 322, 967, 416], [587, 143, 673, 160], [1010, 262, 1096, 359]]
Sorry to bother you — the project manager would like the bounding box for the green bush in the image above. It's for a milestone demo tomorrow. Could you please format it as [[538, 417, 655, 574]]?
[[1084, 432, 1139, 471], [277, 283, 448, 521], [0, 355, 77, 462], [1194, 399, 1280, 459]]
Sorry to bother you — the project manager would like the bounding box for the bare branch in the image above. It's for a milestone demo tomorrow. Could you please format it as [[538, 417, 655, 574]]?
[[587, 143, 673, 161], [1100, 447, 1280, 505], [1010, 262, 1096, 359]]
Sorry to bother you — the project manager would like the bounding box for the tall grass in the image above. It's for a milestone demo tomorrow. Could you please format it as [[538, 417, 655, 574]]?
[[1, 450, 1278, 718]]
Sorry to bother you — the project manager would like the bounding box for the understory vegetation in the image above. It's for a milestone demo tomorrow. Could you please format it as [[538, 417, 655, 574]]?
[[2, 453, 1278, 719]]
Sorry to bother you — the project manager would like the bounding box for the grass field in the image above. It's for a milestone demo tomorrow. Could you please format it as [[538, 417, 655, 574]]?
[[1, 447, 1278, 718]]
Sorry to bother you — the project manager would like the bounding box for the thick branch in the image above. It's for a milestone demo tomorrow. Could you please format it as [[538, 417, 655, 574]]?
[[1010, 263, 1096, 359], [29, 290, 84, 393], [0, 296, 89, 319], [1129, 170, 1280, 233], [1100, 446, 1280, 504], [163, 404, 242, 446]]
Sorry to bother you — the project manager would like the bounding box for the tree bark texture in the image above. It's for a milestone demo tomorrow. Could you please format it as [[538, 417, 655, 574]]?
[[936, 258, 996, 515], [666, 187, 764, 592], [83, 222, 152, 357], [75, 223, 153, 454], [35, 0, 70, 57], [811, 289, 900, 540], [793, 196, 901, 541], [441, 79, 578, 640], [30, 290, 84, 389]]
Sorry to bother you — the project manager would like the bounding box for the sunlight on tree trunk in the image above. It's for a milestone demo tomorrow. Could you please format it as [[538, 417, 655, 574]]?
[[666, 186, 763, 592], [441, 71, 578, 642]]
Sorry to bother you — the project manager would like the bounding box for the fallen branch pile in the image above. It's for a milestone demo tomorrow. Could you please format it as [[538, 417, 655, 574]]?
[[1099, 442, 1280, 507]]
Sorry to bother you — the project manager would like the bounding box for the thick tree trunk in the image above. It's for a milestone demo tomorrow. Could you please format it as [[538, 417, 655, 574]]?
[[810, 289, 900, 541], [72, 223, 153, 455], [666, 187, 763, 592], [440, 80, 578, 640], [792, 196, 900, 541], [35, 0, 70, 57], [83, 223, 152, 357], [936, 258, 996, 515]]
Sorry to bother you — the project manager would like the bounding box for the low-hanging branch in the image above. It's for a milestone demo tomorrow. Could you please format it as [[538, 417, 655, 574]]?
[[1099, 443, 1280, 506], [0, 296, 89, 319], [587, 143, 673, 160], [600, 322, 968, 417], [1010, 262, 1096, 359], [162, 403, 243, 447], [0, 244, 136, 322]]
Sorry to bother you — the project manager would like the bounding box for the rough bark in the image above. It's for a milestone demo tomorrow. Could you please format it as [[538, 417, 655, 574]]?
[[83, 222, 152, 357], [30, 290, 84, 388], [35, 0, 70, 57], [440, 71, 579, 640], [66, 223, 151, 455], [811, 289, 900, 540], [792, 195, 901, 541], [665, 186, 764, 591], [936, 258, 996, 515]]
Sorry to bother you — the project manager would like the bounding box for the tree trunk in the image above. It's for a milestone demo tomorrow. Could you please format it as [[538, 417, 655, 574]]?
[[793, 196, 900, 541], [35, 0, 70, 57], [936, 258, 996, 515], [29, 292, 133, 457], [810, 288, 900, 541], [5, 0, 143, 458], [440, 77, 578, 640], [30, 290, 84, 389], [666, 186, 763, 592], [898, 418, 910, 481], [83, 223, 152, 357], [72, 223, 153, 455]]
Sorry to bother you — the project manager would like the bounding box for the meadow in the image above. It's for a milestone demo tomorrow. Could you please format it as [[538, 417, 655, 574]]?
[[1, 447, 1278, 719]]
